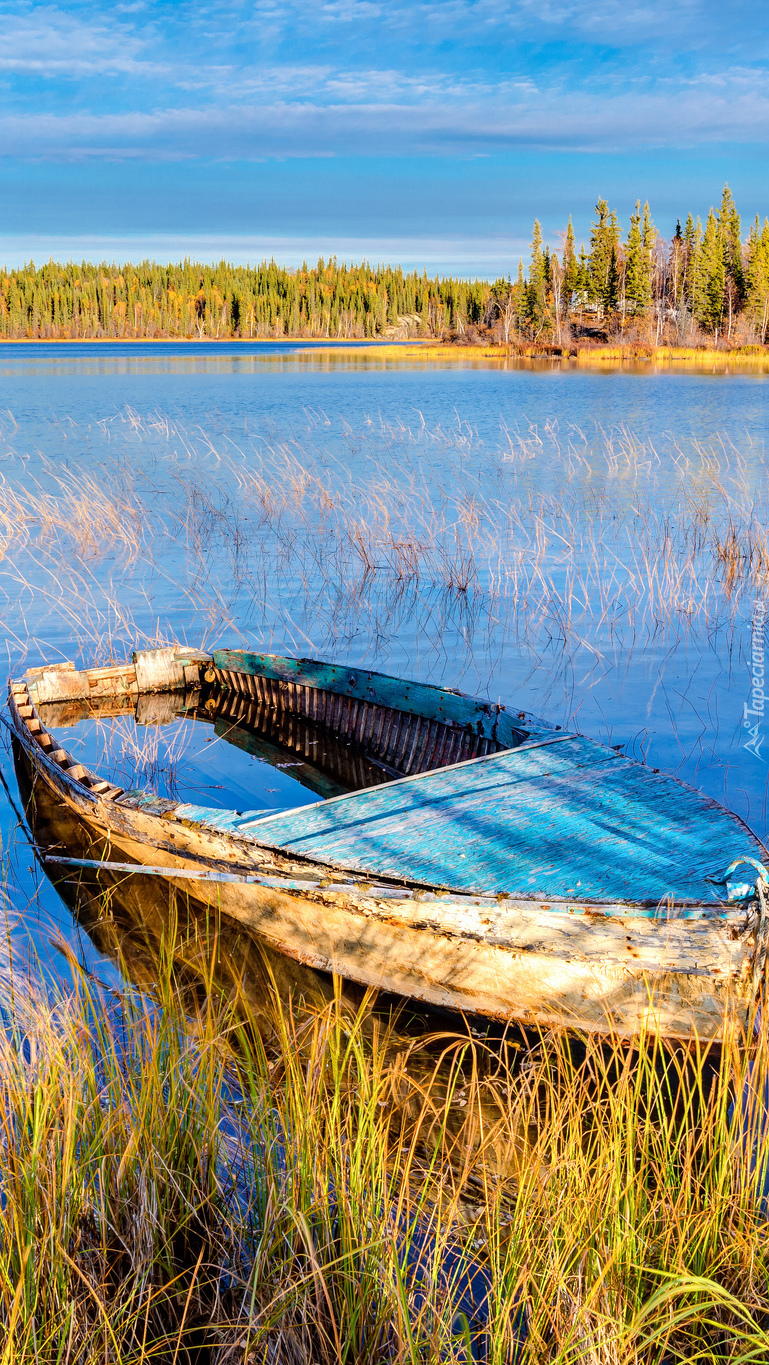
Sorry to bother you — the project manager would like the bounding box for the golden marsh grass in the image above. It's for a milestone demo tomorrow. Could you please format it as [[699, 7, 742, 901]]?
[[1, 407, 769, 1359], [0, 943, 768, 1362], [303, 343, 769, 370]]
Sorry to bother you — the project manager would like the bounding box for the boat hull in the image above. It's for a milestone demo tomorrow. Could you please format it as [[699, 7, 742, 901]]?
[[12, 724, 757, 1042], [8, 648, 767, 1042]]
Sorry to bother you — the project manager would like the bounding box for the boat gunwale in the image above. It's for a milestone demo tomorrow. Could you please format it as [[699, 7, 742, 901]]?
[[210, 647, 544, 744], [9, 670, 769, 1043], [6, 665, 767, 916]]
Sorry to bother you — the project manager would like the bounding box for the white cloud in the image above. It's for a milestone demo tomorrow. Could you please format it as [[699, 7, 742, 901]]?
[[1, 65, 768, 159], [0, 3, 156, 76], [0, 0, 765, 163], [0, 0, 759, 90], [321, 1, 384, 19], [235, 0, 764, 52]]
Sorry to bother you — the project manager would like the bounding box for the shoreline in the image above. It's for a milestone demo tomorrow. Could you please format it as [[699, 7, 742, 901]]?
[[1, 336, 768, 370], [0, 335, 380, 345]]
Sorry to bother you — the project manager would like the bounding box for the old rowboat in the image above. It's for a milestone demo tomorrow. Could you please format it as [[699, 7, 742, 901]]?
[[8, 645, 769, 1040]]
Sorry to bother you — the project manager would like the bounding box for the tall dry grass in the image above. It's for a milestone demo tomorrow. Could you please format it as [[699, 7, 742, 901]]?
[[1, 941, 769, 1363], [574, 346, 769, 369], [1, 414, 767, 674], [0, 462, 144, 565]]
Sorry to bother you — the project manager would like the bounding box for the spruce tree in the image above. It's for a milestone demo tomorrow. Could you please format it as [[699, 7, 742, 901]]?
[[717, 184, 743, 337], [625, 201, 652, 316], [562, 216, 579, 301], [696, 208, 725, 334], [746, 216, 769, 343], [504, 259, 527, 341], [717, 184, 743, 297], [577, 245, 590, 298], [527, 220, 547, 330], [605, 245, 621, 316], [685, 215, 702, 320], [588, 199, 620, 318], [669, 219, 686, 312]]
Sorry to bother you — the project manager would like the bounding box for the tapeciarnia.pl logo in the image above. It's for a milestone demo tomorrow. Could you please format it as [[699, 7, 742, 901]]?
[[744, 600, 766, 760]]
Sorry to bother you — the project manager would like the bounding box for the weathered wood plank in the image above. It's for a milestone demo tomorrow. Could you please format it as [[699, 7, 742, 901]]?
[[238, 734, 766, 907], [211, 649, 537, 746]]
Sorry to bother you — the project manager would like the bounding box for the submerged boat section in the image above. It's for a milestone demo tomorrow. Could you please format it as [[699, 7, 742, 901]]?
[[8, 644, 769, 1041]]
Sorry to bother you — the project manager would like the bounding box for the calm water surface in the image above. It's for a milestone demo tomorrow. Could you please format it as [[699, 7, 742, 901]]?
[[1, 341, 767, 990]]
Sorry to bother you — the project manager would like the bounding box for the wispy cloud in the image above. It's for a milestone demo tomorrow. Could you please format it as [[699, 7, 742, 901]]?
[[1, 0, 767, 252], [2, 66, 768, 159], [0, 3, 158, 77]]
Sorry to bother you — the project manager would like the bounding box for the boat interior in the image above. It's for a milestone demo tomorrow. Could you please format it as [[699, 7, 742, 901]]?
[[13, 645, 544, 807]]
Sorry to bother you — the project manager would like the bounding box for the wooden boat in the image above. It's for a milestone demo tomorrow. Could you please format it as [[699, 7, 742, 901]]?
[[8, 644, 769, 1041]]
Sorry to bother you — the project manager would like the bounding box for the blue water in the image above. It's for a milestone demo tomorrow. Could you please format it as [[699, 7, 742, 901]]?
[[1, 341, 767, 447], [0, 341, 768, 985]]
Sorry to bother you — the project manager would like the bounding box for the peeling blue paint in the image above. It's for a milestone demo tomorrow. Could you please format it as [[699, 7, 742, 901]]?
[[236, 734, 761, 906]]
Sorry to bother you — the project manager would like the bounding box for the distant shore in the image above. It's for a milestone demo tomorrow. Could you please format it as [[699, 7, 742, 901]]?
[[0, 335, 379, 344], [2, 336, 769, 369]]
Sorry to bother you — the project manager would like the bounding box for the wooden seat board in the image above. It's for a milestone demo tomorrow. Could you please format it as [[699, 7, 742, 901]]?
[[230, 734, 764, 905]]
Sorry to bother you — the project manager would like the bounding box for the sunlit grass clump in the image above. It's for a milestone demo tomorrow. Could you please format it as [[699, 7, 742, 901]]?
[[1, 946, 769, 1363], [575, 344, 769, 367], [310, 342, 769, 370], [310, 343, 506, 360]]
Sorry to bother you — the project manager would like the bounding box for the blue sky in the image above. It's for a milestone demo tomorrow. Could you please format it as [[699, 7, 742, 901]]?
[[1, 0, 768, 274]]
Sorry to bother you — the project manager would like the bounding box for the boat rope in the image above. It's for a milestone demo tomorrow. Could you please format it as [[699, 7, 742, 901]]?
[[706, 856, 769, 896], [43, 853, 430, 898]]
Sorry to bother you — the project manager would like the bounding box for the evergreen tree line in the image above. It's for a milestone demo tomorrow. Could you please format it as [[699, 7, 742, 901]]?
[[0, 257, 490, 341], [1, 187, 767, 344], [507, 185, 769, 347]]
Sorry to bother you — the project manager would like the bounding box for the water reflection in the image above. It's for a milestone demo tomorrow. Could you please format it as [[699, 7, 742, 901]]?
[[14, 730, 531, 1184], [36, 684, 394, 810]]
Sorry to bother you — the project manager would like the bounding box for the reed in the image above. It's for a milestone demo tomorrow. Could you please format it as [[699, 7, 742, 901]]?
[[3, 402, 769, 1360], [3, 411, 769, 733], [1, 935, 769, 1363], [575, 345, 769, 368]]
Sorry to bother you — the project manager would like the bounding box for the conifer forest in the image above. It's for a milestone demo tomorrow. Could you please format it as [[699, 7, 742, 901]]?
[[3, 186, 768, 346]]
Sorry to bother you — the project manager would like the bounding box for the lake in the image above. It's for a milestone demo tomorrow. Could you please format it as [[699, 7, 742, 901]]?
[[1, 340, 768, 990]]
